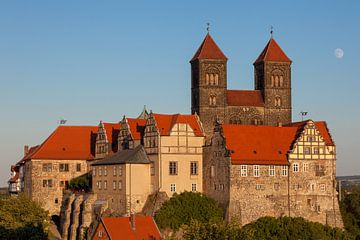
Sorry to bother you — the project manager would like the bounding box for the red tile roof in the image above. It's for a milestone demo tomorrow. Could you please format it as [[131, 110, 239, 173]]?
[[31, 126, 98, 160], [127, 118, 147, 140], [227, 90, 264, 107], [17, 145, 41, 164], [101, 216, 161, 240], [223, 124, 298, 165], [254, 38, 291, 64], [153, 113, 204, 137], [191, 33, 227, 61]]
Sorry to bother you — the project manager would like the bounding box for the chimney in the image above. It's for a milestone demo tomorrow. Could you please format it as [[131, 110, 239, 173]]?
[[130, 213, 136, 230], [24, 145, 29, 156], [278, 122, 282, 127]]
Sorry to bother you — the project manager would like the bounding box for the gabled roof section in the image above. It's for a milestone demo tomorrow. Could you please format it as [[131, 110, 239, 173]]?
[[152, 113, 204, 137], [92, 145, 150, 166], [17, 145, 41, 164], [191, 33, 227, 62], [137, 105, 150, 119], [227, 90, 264, 107], [100, 216, 161, 240], [254, 37, 291, 64], [31, 125, 98, 160], [223, 124, 298, 165], [286, 120, 335, 146], [127, 118, 147, 140]]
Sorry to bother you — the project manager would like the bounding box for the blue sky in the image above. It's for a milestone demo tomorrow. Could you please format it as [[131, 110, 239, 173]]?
[[0, 1, 359, 185]]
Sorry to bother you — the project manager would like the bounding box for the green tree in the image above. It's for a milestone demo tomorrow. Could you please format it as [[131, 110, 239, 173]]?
[[154, 191, 223, 231], [68, 173, 91, 192], [0, 195, 49, 240], [341, 189, 360, 239]]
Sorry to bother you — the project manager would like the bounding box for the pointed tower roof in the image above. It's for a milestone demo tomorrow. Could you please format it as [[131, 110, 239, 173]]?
[[191, 33, 227, 62], [254, 37, 291, 64]]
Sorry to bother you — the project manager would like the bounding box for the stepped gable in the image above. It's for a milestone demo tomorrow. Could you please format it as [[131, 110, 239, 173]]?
[[227, 90, 264, 107], [153, 113, 204, 137], [91, 145, 150, 166], [254, 37, 291, 63], [31, 125, 98, 160], [190, 33, 227, 61], [222, 124, 298, 165]]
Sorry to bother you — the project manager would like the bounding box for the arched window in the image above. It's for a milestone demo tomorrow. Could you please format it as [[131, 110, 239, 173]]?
[[209, 95, 216, 106], [275, 76, 279, 87], [210, 74, 214, 85], [214, 74, 219, 85], [252, 118, 263, 125], [275, 96, 282, 107], [205, 74, 209, 85], [279, 76, 284, 87], [271, 76, 274, 87]]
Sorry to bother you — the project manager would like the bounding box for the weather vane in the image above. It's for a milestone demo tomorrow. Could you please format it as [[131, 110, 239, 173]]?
[[206, 23, 210, 33], [270, 26, 274, 38]]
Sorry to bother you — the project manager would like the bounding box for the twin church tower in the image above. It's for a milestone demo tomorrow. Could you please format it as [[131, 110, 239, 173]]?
[[190, 33, 292, 136]]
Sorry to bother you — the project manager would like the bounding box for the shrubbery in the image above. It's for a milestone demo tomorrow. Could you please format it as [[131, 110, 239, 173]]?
[[0, 195, 49, 240], [68, 173, 91, 192]]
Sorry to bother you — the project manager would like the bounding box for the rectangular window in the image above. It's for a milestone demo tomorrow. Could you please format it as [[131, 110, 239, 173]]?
[[76, 163, 81, 172], [59, 164, 69, 172], [255, 184, 265, 190], [313, 147, 319, 154], [104, 180, 107, 190], [303, 163, 309, 172], [113, 166, 117, 176], [99, 167, 102, 176], [191, 183, 197, 192], [118, 166, 123, 176], [170, 183, 176, 193], [190, 162, 198, 175], [211, 166, 215, 177], [42, 163, 52, 172], [169, 161, 178, 175], [98, 181, 102, 189], [293, 163, 299, 172], [118, 180, 122, 190], [104, 166, 107, 176], [150, 162, 155, 176], [253, 165, 260, 177], [282, 166, 288, 176], [113, 180, 116, 190], [304, 147, 311, 154], [269, 165, 275, 176], [240, 165, 247, 177], [42, 179, 53, 188], [320, 184, 326, 191], [93, 167, 96, 176]]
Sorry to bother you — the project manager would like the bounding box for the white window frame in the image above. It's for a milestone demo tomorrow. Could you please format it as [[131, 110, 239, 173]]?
[[190, 161, 198, 175], [170, 183, 176, 193], [253, 165, 260, 177], [211, 165, 215, 177], [240, 165, 247, 177], [269, 165, 275, 177], [118, 180, 122, 190], [293, 163, 299, 172], [320, 184, 326, 192], [118, 165, 123, 176], [113, 180, 116, 190], [303, 163, 309, 172], [281, 166, 288, 176], [113, 166, 117, 176]]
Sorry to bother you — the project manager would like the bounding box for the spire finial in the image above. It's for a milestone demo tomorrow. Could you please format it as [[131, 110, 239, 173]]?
[[206, 22, 210, 33], [270, 26, 274, 38]]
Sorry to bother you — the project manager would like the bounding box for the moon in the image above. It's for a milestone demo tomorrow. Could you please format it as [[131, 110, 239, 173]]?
[[335, 48, 344, 59]]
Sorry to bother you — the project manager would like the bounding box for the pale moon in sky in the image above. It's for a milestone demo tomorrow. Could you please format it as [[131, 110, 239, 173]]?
[[335, 48, 344, 59]]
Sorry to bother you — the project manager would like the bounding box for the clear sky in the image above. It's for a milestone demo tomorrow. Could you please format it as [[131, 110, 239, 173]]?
[[0, 1, 359, 186]]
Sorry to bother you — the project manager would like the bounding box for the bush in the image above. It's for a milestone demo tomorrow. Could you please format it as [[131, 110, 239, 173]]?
[[154, 191, 223, 231], [68, 173, 91, 192], [0, 195, 49, 239]]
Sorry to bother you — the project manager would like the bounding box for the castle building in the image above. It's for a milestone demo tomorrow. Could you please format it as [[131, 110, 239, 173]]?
[[191, 33, 292, 136], [203, 120, 343, 227]]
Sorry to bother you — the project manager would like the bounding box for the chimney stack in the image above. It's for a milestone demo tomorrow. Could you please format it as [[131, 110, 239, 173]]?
[[130, 213, 136, 230], [24, 145, 29, 156]]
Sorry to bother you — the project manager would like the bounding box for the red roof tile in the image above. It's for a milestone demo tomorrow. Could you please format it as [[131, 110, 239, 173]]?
[[191, 33, 227, 61], [101, 216, 161, 240], [127, 118, 147, 140], [254, 38, 291, 64], [227, 90, 264, 107], [223, 125, 298, 165], [17, 145, 41, 164], [153, 113, 204, 137], [31, 126, 98, 160]]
